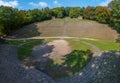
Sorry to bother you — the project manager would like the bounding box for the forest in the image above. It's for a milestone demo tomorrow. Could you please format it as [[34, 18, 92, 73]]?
[[0, 0, 120, 37]]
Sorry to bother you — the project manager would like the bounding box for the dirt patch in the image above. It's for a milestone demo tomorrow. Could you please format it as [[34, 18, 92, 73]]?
[[32, 40, 72, 64], [48, 40, 71, 61]]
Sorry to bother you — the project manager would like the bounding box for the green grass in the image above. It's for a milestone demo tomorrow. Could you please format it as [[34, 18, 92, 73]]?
[[66, 39, 91, 51], [18, 39, 44, 60], [46, 50, 92, 79], [65, 50, 92, 74], [84, 39, 120, 51], [5, 40, 30, 45], [44, 38, 60, 43]]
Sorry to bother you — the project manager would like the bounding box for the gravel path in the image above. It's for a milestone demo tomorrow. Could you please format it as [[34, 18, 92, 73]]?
[[82, 41, 101, 56], [0, 45, 55, 83]]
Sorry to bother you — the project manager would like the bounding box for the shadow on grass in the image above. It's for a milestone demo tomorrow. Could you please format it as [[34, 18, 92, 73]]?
[[24, 49, 92, 80], [11, 23, 42, 38]]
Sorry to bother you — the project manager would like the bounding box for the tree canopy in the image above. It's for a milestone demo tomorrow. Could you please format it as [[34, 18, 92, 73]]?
[[109, 0, 120, 33]]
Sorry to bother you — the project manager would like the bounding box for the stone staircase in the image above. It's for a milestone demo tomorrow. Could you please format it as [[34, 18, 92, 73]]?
[[0, 45, 55, 83]]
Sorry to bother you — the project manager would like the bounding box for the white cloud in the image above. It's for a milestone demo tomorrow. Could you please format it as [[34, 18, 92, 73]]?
[[39, 2, 48, 7], [53, 0, 61, 7], [100, 0, 113, 6], [29, 2, 38, 7], [0, 0, 18, 7], [29, 1, 48, 8], [53, 0, 58, 4]]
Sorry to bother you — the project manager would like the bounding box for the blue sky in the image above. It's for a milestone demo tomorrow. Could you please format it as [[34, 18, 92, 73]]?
[[0, 0, 112, 10]]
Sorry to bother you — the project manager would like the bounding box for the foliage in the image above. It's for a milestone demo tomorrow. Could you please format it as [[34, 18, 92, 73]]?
[[52, 7, 65, 18], [0, 23, 5, 36], [65, 50, 92, 74], [109, 0, 120, 33], [29, 9, 43, 22], [83, 1, 120, 32], [64, 7, 71, 16], [83, 6, 111, 23], [0, 6, 52, 37], [95, 6, 111, 23], [0, 6, 21, 34], [69, 7, 81, 18], [83, 6, 96, 20]]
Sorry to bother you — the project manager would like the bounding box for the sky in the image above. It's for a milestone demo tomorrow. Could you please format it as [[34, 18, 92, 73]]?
[[0, 0, 113, 10]]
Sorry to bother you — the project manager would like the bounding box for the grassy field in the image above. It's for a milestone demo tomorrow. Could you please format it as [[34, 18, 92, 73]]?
[[6, 38, 120, 51], [5, 39, 35, 45], [84, 39, 120, 51], [66, 39, 91, 50]]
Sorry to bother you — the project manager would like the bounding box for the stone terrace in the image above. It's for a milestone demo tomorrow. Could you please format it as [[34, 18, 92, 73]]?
[[0, 45, 55, 83], [0, 44, 119, 83]]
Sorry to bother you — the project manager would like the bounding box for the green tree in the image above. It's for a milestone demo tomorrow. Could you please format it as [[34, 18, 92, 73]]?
[[29, 9, 43, 22], [42, 7, 52, 20], [109, 0, 120, 33], [69, 7, 81, 18], [95, 6, 111, 23], [0, 6, 22, 34], [64, 7, 71, 16], [18, 10, 32, 25], [83, 6, 96, 20], [0, 23, 4, 36], [52, 7, 65, 18]]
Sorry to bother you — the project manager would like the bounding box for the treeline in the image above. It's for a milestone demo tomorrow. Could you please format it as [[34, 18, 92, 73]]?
[[0, 0, 120, 37], [83, 0, 120, 33], [0, 7, 52, 36]]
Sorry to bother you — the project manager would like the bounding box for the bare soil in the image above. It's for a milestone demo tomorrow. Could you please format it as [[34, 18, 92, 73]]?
[[32, 40, 72, 64]]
